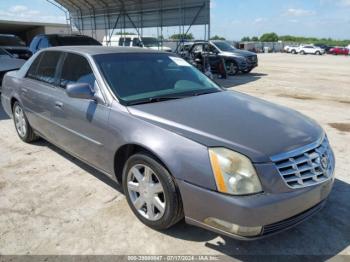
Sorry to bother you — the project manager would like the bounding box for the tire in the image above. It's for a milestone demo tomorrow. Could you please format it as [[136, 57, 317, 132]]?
[[226, 61, 239, 75], [12, 101, 39, 143], [122, 153, 184, 230], [300, 51, 305, 55], [315, 51, 321, 55], [291, 50, 296, 54]]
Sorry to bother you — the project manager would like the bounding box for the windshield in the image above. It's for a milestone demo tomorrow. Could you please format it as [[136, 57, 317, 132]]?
[[94, 53, 222, 105], [0, 48, 11, 58], [141, 37, 159, 47], [54, 36, 101, 46], [213, 41, 236, 52], [0, 35, 26, 47]]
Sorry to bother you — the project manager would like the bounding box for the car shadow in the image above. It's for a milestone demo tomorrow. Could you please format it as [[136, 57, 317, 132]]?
[[162, 178, 350, 259], [0, 101, 10, 120], [217, 73, 268, 89], [31, 139, 123, 194]]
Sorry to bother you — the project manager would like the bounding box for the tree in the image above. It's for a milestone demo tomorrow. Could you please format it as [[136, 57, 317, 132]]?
[[241, 36, 251, 42], [260, 32, 279, 42], [170, 33, 194, 40], [251, 36, 259, 42], [210, 35, 226, 40]]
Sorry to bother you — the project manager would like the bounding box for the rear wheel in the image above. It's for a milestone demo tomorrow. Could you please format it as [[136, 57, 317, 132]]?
[[123, 153, 184, 230], [315, 51, 321, 55], [300, 51, 305, 55], [291, 50, 297, 54], [12, 101, 38, 143]]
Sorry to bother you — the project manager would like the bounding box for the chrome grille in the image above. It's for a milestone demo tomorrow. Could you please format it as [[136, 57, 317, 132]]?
[[272, 137, 335, 189]]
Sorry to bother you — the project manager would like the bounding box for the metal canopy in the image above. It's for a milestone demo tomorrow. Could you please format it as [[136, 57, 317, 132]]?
[[54, 0, 210, 31]]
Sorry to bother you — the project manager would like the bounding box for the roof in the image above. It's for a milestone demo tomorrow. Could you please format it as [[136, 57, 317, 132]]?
[[45, 46, 166, 55], [0, 19, 69, 36], [54, 0, 210, 30]]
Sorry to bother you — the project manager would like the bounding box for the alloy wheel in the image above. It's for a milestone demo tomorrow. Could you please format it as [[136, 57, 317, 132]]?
[[127, 164, 166, 221], [14, 105, 27, 138], [228, 62, 238, 75]]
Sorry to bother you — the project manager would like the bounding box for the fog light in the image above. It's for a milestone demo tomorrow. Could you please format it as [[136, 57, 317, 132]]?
[[204, 217, 262, 237]]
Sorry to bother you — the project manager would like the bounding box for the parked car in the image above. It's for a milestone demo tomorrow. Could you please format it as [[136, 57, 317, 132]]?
[[284, 45, 299, 53], [328, 47, 349, 56], [0, 34, 32, 60], [184, 41, 258, 75], [29, 34, 101, 54], [291, 45, 325, 55], [1, 46, 335, 240], [0, 48, 26, 92], [102, 34, 172, 52], [314, 44, 333, 53]]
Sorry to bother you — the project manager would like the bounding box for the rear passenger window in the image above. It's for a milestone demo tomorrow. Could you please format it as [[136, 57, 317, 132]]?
[[27, 53, 44, 79], [35, 52, 61, 84], [59, 53, 95, 88]]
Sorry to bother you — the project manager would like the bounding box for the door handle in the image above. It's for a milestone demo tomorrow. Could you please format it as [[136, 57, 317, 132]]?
[[55, 101, 63, 108]]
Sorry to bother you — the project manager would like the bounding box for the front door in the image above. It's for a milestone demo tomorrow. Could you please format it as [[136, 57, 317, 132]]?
[[50, 52, 112, 174]]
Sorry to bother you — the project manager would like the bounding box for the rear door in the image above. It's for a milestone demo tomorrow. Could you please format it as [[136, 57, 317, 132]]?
[[21, 51, 64, 138], [50, 52, 112, 173]]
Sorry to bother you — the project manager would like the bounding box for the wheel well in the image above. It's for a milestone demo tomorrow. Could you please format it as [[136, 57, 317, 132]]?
[[10, 97, 18, 111], [113, 144, 167, 184]]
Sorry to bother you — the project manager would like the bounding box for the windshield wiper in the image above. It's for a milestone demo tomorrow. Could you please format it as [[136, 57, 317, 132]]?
[[193, 90, 220, 96], [127, 95, 186, 106]]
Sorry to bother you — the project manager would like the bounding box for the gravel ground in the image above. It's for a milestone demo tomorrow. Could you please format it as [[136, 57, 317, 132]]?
[[0, 53, 349, 259]]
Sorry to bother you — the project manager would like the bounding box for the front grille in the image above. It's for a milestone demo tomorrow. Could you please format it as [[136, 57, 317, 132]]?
[[247, 55, 257, 63], [272, 137, 334, 189], [263, 201, 325, 235]]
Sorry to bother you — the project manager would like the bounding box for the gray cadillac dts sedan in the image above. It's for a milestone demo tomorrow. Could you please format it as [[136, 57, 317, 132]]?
[[1, 46, 335, 239]]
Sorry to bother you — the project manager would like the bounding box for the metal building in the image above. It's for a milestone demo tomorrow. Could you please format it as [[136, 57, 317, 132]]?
[[51, 0, 210, 47]]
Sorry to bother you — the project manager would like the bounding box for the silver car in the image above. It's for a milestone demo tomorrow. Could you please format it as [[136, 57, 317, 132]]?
[[1, 46, 335, 240]]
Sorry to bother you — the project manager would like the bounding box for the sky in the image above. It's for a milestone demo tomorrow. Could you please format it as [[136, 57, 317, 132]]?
[[0, 0, 349, 41]]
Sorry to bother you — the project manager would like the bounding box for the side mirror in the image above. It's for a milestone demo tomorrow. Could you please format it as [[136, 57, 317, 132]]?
[[66, 83, 95, 100]]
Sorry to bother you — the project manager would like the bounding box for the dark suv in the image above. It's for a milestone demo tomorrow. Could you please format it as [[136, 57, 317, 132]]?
[[29, 34, 101, 54], [187, 41, 258, 75], [0, 34, 32, 60]]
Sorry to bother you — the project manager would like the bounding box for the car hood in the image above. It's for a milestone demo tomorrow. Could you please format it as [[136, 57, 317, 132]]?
[[0, 57, 25, 71], [220, 49, 256, 57], [128, 91, 323, 163]]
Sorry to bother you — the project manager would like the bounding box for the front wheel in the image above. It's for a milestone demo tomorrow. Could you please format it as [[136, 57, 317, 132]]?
[[315, 51, 321, 55], [12, 101, 38, 143], [123, 153, 184, 230], [300, 51, 305, 55], [226, 61, 239, 75]]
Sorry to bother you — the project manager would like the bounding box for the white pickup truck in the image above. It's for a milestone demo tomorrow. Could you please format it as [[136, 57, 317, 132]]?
[[290, 45, 325, 55]]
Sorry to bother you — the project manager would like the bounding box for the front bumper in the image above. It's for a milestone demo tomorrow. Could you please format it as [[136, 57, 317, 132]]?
[[178, 178, 334, 240]]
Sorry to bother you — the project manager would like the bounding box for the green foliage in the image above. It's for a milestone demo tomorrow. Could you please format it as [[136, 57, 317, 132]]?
[[170, 33, 194, 40], [260, 32, 279, 42], [210, 35, 226, 40], [241, 32, 350, 46], [278, 35, 350, 47], [115, 32, 137, 35]]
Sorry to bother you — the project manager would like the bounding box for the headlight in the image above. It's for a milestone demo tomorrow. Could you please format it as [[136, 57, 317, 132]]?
[[209, 148, 262, 195]]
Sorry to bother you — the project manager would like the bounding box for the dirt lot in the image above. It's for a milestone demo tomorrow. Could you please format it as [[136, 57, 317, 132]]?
[[0, 53, 349, 259]]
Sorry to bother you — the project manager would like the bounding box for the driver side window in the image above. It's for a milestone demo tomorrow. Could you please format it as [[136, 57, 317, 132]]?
[[59, 53, 96, 89]]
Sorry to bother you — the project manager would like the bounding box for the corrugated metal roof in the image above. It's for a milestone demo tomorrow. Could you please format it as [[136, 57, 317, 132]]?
[[54, 0, 210, 30]]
